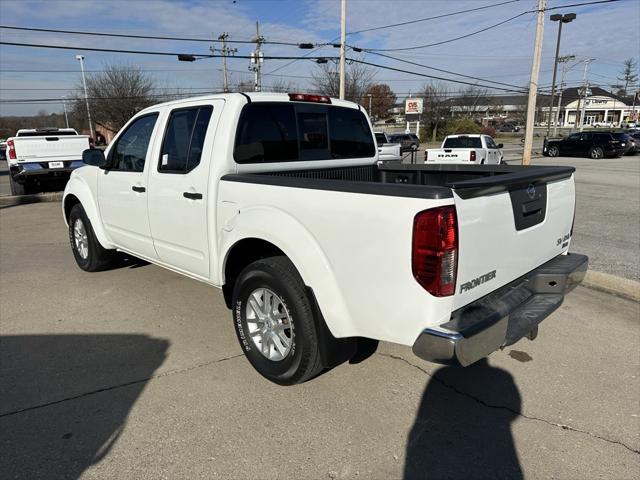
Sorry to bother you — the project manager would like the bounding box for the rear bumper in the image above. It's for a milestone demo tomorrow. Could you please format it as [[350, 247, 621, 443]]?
[[10, 161, 84, 182], [412, 253, 588, 367]]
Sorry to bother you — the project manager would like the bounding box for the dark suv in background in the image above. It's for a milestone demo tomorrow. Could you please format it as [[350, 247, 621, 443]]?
[[388, 133, 420, 152], [543, 131, 628, 159]]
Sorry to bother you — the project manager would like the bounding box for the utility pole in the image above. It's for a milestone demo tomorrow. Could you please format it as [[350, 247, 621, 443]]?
[[522, 0, 546, 166], [339, 0, 346, 100], [578, 59, 594, 132], [75, 55, 94, 139], [249, 22, 265, 92], [212, 33, 237, 93]]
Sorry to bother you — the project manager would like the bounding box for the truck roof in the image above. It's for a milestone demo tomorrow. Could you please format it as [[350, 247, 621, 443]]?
[[445, 134, 483, 138], [137, 92, 362, 115]]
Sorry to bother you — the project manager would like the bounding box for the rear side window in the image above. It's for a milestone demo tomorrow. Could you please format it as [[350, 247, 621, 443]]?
[[443, 136, 482, 148], [159, 106, 213, 173], [234, 103, 298, 163], [234, 102, 375, 163]]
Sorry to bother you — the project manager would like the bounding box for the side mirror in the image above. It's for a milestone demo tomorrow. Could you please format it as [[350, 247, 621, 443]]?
[[497, 143, 504, 149], [82, 148, 108, 168]]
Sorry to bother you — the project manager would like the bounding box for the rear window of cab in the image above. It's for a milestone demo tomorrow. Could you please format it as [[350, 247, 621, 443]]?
[[234, 102, 375, 163]]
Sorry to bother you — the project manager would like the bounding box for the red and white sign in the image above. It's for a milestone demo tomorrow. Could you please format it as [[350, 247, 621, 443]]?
[[405, 98, 423, 115]]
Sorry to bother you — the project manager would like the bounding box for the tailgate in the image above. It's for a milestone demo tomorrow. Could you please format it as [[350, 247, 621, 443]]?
[[451, 168, 576, 310], [426, 149, 472, 163], [14, 136, 90, 162]]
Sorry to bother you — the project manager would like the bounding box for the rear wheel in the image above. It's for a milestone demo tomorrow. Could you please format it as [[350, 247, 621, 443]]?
[[589, 147, 604, 159], [547, 145, 560, 157], [9, 175, 26, 196], [232, 256, 323, 385], [68, 204, 115, 271]]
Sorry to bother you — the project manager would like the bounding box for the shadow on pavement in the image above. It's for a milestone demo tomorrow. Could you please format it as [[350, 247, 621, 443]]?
[[404, 359, 523, 480], [0, 334, 168, 479]]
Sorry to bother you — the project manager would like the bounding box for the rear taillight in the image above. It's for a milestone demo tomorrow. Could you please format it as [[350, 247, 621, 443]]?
[[470, 151, 476, 162], [7, 139, 16, 160], [412, 206, 458, 297]]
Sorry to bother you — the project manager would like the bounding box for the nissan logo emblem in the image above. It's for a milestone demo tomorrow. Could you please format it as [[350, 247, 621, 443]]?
[[526, 184, 536, 199]]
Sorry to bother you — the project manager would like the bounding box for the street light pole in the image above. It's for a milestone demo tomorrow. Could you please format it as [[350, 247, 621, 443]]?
[[368, 93, 372, 118], [75, 55, 94, 139], [579, 59, 594, 132], [546, 13, 576, 139], [61, 96, 69, 128]]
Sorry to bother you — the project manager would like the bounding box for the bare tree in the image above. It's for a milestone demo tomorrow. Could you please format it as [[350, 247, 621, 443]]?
[[420, 81, 451, 142], [457, 86, 489, 119], [311, 59, 375, 102], [71, 62, 156, 132], [232, 80, 255, 93], [362, 84, 396, 120], [264, 78, 298, 93], [617, 58, 639, 96]]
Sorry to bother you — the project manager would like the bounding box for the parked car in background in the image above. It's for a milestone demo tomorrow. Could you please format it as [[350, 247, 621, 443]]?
[[374, 132, 401, 162], [6, 128, 90, 195], [621, 121, 637, 128], [498, 123, 520, 132], [388, 133, 420, 152], [63, 92, 586, 385], [622, 133, 638, 155], [593, 121, 614, 128], [425, 134, 504, 164], [543, 131, 627, 159], [0, 138, 6, 161]]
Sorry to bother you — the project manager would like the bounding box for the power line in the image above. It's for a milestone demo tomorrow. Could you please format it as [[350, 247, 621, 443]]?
[[347, 58, 526, 92], [360, 0, 621, 53], [0, 24, 312, 47], [366, 51, 526, 89], [360, 11, 530, 52], [0, 41, 337, 62], [346, 0, 522, 35]]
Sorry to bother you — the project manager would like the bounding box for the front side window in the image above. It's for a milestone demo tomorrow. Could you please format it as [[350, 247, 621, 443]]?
[[485, 136, 498, 149], [566, 133, 580, 141], [159, 106, 213, 173], [111, 113, 158, 172]]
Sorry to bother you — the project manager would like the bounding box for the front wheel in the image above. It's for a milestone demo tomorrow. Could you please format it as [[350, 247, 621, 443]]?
[[68, 203, 115, 271], [232, 256, 323, 385], [547, 145, 560, 157], [589, 147, 604, 159]]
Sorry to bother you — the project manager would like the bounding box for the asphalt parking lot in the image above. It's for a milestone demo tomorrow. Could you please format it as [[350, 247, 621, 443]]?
[[1, 200, 639, 478]]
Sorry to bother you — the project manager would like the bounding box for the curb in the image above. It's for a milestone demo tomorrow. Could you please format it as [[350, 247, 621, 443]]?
[[0, 192, 63, 208], [582, 270, 640, 302]]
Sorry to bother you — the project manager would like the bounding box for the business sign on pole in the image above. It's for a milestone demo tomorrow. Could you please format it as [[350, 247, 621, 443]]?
[[405, 98, 423, 115]]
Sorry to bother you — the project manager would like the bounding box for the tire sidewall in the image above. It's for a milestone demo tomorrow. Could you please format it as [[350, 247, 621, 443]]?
[[548, 146, 559, 157], [68, 204, 94, 271], [590, 147, 603, 159], [232, 265, 312, 384]]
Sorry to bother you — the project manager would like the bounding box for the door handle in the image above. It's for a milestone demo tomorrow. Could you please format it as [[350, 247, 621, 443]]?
[[183, 192, 203, 200], [132, 186, 146, 193]]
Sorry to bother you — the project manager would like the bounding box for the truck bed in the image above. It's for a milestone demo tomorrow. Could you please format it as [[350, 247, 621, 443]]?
[[223, 162, 575, 200]]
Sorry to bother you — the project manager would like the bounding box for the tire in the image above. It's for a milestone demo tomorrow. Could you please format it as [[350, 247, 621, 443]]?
[[589, 147, 604, 159], [9, 175, 26, 196], [547, 145, 560, 157], [68, 203, 115, 272], [232, 256, 323, 385]]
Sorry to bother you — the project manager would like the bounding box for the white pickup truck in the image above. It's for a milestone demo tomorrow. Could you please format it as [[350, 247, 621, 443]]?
[[425, 134, 504, 164], [374, 132, 401, 162], [63, 92, 587, 385], [6, 128, 90, 195]]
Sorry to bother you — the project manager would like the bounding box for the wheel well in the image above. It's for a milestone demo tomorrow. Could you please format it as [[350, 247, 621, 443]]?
[[222, 238, 285, 308], [63, 194, 80, 223]]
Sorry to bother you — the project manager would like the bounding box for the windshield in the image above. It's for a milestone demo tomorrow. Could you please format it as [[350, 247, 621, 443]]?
[[443, 136, 482, 148], [611, 133, 629, 140]]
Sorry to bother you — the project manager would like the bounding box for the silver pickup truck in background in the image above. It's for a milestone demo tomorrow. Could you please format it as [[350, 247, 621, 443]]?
[[6, 128, 90, 195], [374, 132, 402, 162]]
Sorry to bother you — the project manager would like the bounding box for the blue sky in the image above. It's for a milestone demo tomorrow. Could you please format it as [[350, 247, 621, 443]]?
[[1, 0, 638, 115]]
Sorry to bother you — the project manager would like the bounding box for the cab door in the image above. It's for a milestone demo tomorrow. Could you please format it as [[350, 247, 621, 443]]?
[[147, 101, 223, 278], [97, 113, 160, 259]]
